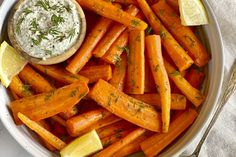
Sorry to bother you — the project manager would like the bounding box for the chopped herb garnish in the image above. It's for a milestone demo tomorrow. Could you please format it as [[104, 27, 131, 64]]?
[[23, 7, 32, 15], [30, 18, 39, 33], [36, 0, 50, 11], [44, 90, 55, 101], [131, 19, 140, 27], [55, 34, 66, 42], [22, 84, 31, 94], [31, 38, 40, 46], [79, 93, 86, 99], [115, 132, 122, 139], [67, 28, 76, 42], [45, 50, 53, 56], [64, 5, 71, 12], [70, 90, 77, 97], [170, 71, 180, 76], [154, 64, 160, 72], [114, 54, 121, 63], [184, 35, 195, 47], [103, 140, 112, 147], [145, 26, 153, 36], [48, 28, 61, 36], [135, 34, 141, 42], [51, 14, 65, 26], [38, 31, 48, 40], [159, 30, 167, 39], [16, 17, 25, 35]]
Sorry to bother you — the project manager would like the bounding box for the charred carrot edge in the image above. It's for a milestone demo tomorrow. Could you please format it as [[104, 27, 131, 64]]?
[[93, 5, 139, 58], [126, 30, 145, 94], [51, 115, 67, 127], [185, 67, 205, 89], [66, 17, 114, 74], [31, 64, 89, 84], [66, 109, 112, 137], [140, 108, 198, 156], [95, 128, 146, 157], [77, 0, 147, 31], [145, 35, 171, 132], [19, 65, 54, 93], [18, 113, 66, 150], [131, 93, 186, 110], [97, 120, 135, 139], [79, 65, 112, 83], [59, 106, 79, 120], [152, 1, 209, 67], [89, 79, 162, 132], [136, 0, 193, 71], [164, 59, 205, 107], [109, 53, 127, 91], [11, 81, 89, 124], [9, 76, 33, 98]]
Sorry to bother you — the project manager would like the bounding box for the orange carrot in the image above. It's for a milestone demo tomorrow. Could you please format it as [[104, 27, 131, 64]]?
[[58, 106, 79, 120], [89, 79, 162, 132], [11, 81, 89, 124], [31, 64, 89, 84], [95, 127, 146, 157], [185, 67, 205, 89], [144, 60, 156, 93], [152, 1, 209, 67], [19, 65, 54, 93], [66, 108, 112, 137], [131, 93, 186, 110], [10, 88, 20, 100], [136, 0, 193, 71], [79, 65, 112, 83], [18, 113, 66, 150], [109, 53, 127, 91], [51, 115, 67, 127], [9, 76, 33, 98], [66, 17, 113, 74], [77, 0, 147, 30], [91, 114, 121, 130], [97, 120, 135, 139], [126, 30, 145, 94], [102, 30, 129, 64], [112, 0, 138, 5], [140, 108, 198, 156], [164, 60, 205, 107], [145, 35, 171, 132], [93, 5, 139, 57], [166, 0, 179, 12]]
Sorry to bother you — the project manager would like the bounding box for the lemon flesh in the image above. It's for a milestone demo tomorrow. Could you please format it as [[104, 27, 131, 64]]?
[[0, 41, 27, 87], [60, 130, 103, 157], [179, 0, 209, 26]]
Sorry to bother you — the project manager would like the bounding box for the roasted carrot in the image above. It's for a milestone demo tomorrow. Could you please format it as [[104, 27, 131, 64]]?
[[9, 76, 33, 98], [145, 35, 171, 132], [11, 81, 89, 124], [95, 127, 146, 157], [93, 5, 139, 57], [112, 0, 138, 5], [97, 120, 135, 139], [140, 108, 198, 156], [77, 0, 147, 31], [18, 113, 66, 150], [126, 30, 145, 94], [79, 65, 112, 83], [102, 30, 129, 64], [66, 17, 113, 74], [66, 108, 112, 137], [136, 0, 193, 71], [89, 79, 162, 132], [152, 1, 209, 67], [91, 114, 121, 130], [164, 60, 205, 107], [185, 67, 205, 89], [166, 0, 179, 12], [131, 93, 186, 110], [51, 115, 67, 127], [109, 53, 127, 91], [58, 106, 79, 120], [19, 65, 54, 93], [10, 88, 20, 100], [144, 60, 156, 93], [31, 64, 89, 84]]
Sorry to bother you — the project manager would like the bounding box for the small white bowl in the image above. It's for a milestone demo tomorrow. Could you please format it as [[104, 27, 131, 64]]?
[[0, 0, 224, 157]]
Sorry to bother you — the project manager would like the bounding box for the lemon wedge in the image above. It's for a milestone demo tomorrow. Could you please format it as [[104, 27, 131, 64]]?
[[179, 0, 209, 26], [0, 41, 27, 87], [60, 130, 103, 157]]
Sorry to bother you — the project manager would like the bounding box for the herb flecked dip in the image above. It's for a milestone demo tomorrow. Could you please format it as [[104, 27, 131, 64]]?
[[13, 0, 81, 59]]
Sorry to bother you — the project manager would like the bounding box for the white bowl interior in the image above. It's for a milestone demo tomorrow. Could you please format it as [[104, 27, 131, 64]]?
[[0, 0, 224, 157]]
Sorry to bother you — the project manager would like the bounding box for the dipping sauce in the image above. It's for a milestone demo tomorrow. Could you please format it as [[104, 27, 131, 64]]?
[[13, 0, 81, 60]]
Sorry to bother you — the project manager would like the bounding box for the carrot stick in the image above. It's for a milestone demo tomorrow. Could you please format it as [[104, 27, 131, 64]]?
[[140, 108, 198, 156], [77, 0, 147, 30], [51, 115, 67, 127], [164, 60, 205, 107], [9, 76, 33, 98], [10, 88, 20, 100], [91, 114, 121, 130], [144, 60, 156, 93], [18, 113, 66, 150], [166, 0, 179, 12], [11, 81, 89, 124], [136, 0, 193, 71], [131, 93, 186, 110], [94, 127, 146, 157], [19, 65, 54, 93], [66, 17, 113, 74], [97, 120, 135, 139], [58, 106, 79, 120], [31, 64, 89, 84], [78, 65, 112, 83], [93, 5, 139, 57], [145, 35, 171, 132], [109, 53, 127, 91], [126, 30, 145, 94], [185, 67, 205, 89], [66, 108, 112, 137], [89, 79, 162, 132], [152, 1, 209, 67], [102, 30, 129, 64], [112, 0, 138, 5]]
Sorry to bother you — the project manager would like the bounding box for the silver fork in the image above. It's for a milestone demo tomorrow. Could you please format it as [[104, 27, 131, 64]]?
[[182, 59, 236, 157]]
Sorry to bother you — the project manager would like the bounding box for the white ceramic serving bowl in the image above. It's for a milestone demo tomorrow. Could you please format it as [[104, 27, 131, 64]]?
[[0, 0, 224, 157]]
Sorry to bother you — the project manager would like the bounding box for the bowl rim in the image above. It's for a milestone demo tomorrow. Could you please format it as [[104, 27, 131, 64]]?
[[0, 0, 224, 157]]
